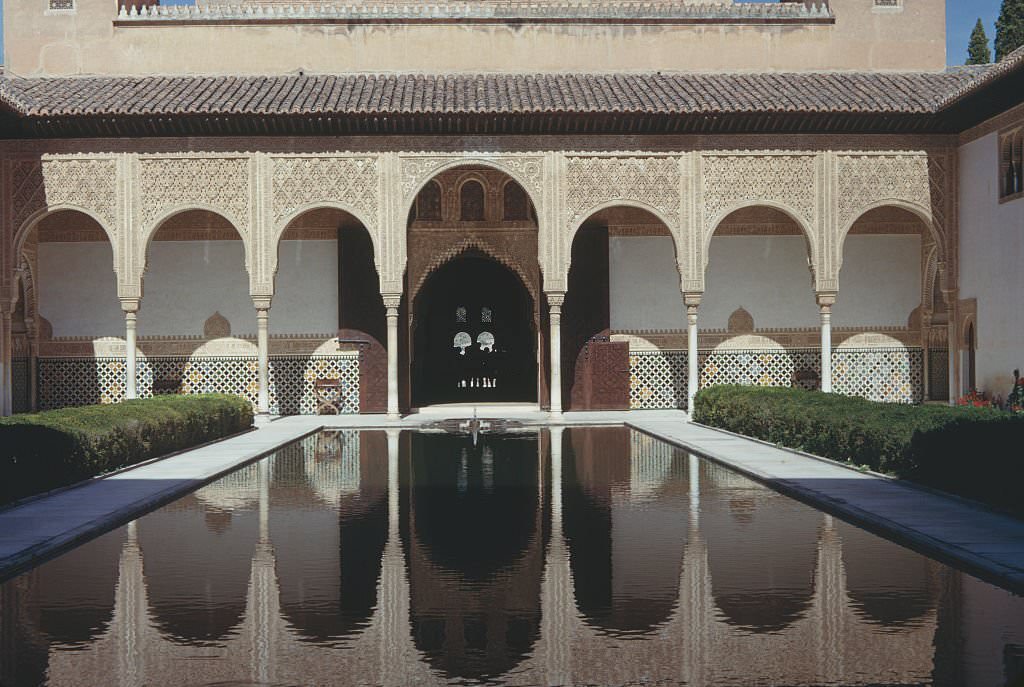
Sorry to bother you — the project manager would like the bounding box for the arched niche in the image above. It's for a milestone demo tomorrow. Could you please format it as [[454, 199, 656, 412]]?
[[836, 520, 938, 628], [27, 527, 125, 647], [835, 205, 929, 329], [276, 207, 386, 413], [270, 432, 388, 643], [563, 205, 678, 410], [562, 426, 688, 635], [701, 205, 818, 331], [401, 431, 547, 681], [405, 164, 542, 411], [139, 209, 253, 339], [138, 467, 260, 645], [700, 460, 818, 633]]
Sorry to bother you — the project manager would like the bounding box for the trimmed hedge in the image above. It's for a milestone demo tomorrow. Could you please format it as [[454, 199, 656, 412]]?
[[0, 394, 253, 505], [692, 385, 1024, 515]]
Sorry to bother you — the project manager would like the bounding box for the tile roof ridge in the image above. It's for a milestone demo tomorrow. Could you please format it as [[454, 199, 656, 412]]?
[[937, 44, 1024, 111]]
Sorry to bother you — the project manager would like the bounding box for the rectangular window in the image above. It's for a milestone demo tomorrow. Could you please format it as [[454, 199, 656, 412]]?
[[872, 0, 903, 11], [999, 126, 1024, 203]]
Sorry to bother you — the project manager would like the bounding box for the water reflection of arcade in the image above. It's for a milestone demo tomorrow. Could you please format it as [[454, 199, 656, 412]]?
[[2, 428, 1022, 687]]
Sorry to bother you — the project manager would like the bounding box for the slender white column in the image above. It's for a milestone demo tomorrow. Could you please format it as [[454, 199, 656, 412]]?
[[547, 293, 565, 415], [684, 293, 701, 418], [817, 294, 836, 394], [121, 299, 140, 400], [943, 289, 958, 404], [384, 296, 401, 418], [254, 297, 272, 418], [387, 429, 400, 531]]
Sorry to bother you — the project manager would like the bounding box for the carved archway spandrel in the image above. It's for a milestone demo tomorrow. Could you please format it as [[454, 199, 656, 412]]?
[[700, 154, 817, 240], [270, 156, 380, 231], [835, 154, 932, 233], [10, 157, 120, 243]]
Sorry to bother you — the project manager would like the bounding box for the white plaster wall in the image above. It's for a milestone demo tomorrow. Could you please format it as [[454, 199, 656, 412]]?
[[139, 241, 255, 337], [610, 235, 819, 331], [959, 131, 1024, 396], [38, 242, 123, 338], [133, 240, 338, 337], [701, 236, 818, 330], [609, 236, 686, 330], [833, 235, 921, 328], [272, 240, 338, 335], [610, 235, 921, 333]]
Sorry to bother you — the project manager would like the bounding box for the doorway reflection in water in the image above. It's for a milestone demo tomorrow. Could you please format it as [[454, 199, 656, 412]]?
[[1, 427, 1023, 687]]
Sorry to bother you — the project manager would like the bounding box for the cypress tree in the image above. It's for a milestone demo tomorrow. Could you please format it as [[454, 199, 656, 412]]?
[[995, 0, 1024, 61], [966, 18, 992, 65]]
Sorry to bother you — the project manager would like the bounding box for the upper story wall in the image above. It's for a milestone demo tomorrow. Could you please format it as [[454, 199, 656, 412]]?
[[2, 0, 946, 77]]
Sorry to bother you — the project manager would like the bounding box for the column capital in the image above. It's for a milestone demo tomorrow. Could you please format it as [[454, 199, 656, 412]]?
[[815, 292, 837, 309], [683, 292, 703, 309], [252, 296, 272, 312], [119, 298, 141, 314], [546, 292, 565, 308], [382, 293, 402, 312]]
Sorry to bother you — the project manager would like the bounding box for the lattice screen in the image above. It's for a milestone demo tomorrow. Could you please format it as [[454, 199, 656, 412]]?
[[928, 348, 950, 401], [38, 355, 359, 414], [11, 358, 31, 414], [630, 347, 924, 409]]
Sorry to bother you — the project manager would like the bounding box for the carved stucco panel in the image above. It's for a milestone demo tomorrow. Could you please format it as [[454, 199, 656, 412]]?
[[836, 154, 931, 232], [271, 156, 379, 229], [701, 154, 817, 237], [10, 158, 119, 239], [399, 155, 544, 205], [565, 156, 681, 229], [137, 157, 251, 239]]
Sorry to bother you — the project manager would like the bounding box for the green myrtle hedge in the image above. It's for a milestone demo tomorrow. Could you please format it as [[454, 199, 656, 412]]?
[[692, 385, 1024, 515], [0, 394, 253, 505]]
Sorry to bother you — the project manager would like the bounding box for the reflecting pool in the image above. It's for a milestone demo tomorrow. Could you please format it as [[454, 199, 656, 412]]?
[[1, 427, 1023, 686]]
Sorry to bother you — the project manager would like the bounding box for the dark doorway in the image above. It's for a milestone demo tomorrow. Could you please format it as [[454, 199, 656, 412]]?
[[412, 255, 536, 406]]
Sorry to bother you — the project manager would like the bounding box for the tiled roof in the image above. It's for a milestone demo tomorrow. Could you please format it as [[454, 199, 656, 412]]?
[[0, 69, 987, 118]]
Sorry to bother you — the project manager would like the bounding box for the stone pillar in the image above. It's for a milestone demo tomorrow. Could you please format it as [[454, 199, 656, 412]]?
[[384, 296, 401, 418], [25, 317, 38, 412], [0, 302, 10, 417], [817, 293, 836, 394], [547, 293, 565, 416], [944, 289, 958, 404], [254, 297, 272, 419], [121, 299, 140, 400], [684, 293, 701, 417], [922, 311, 932, 402]]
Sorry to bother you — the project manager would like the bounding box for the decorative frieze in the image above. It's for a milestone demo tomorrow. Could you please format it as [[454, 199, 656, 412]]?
[[137, 157, 252, 239], [271, 156, 379, 230], [836, 154, 931, 232], [565, 156, 681, 230], [9, 158, 119, 238]]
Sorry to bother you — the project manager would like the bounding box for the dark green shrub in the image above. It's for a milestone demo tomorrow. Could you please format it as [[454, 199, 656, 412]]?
[[0, 394, 253, 505], [692, 386, 1024, 514]]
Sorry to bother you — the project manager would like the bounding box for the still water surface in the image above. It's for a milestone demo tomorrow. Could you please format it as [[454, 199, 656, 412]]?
[[1, 427, 1023, 686]]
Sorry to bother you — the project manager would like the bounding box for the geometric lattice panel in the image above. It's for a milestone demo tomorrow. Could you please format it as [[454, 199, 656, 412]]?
[[268, 355, 359, 415], [630, 351, 688, 410], [38, 358, 127, 410], [927, 348, 950, 402], [630, 346, 925, 410], [700, 348, 821, 391], [11, 358, 31, 414], [833, 347, 924, 404], [39, 355, 359, 415]]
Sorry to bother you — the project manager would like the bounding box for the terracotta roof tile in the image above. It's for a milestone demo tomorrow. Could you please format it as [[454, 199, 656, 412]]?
[[0, 66, 1014, 125]]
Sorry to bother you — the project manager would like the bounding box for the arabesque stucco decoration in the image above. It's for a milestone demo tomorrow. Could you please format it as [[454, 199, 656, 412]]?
[[701, 154, 817, 239], [138, 157, 252, 240], [10, 158, 119, 241], [836, 154, 932, 233], [271, 156, 379, 230], [565, 156, 681, 231]]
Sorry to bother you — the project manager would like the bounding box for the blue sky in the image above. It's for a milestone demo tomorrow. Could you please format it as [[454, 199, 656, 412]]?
[[0, 0, 1009, 67]]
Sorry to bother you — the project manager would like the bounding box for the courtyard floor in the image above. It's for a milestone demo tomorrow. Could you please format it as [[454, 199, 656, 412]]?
[[1, 408, 1022, 594]]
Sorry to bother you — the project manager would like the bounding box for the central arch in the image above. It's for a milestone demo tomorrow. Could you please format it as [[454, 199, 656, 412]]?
[[412, 253, 537, 406]]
